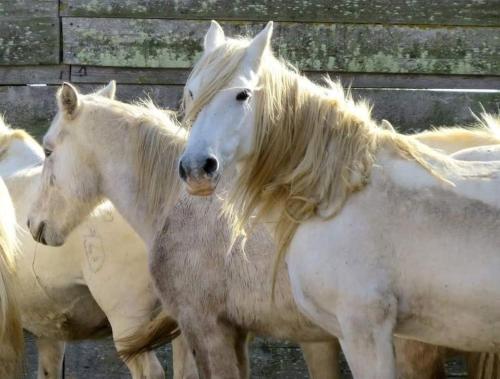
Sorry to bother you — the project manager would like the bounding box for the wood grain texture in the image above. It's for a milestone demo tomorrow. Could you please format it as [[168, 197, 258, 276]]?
[[0, 17, 60, 65], [0, 0, 57, 18], [69, 65, 500, 89], [1, 85, 498, 139], [70, 66, 190, 85], [0, 66, 69, 85], [62, 19, 500, 75], [60, 0, 500, 27]]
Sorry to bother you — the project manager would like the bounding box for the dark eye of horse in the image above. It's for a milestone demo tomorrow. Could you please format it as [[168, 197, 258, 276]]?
[[44, 148, 52, 158], [236, 89, 251, 101], [189, 90, 193, 99]]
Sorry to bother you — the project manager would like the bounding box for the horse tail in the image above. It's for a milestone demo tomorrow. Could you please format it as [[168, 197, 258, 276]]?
[[0, 114, 9, 131], [479, 112, 500, 139], [117, 310, 180, 362], [467, 352, 500, 379], [0, 181, 23, 378]]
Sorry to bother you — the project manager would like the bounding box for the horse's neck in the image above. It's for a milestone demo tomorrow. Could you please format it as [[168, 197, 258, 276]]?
[[96, 133, 179, 247], [97, 157, 155, 246]]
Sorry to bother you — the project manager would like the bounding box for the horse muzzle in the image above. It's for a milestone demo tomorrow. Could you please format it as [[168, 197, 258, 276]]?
[[28, 219, 64, 246], [179, 155, 220, 196], [185, 177, 217, 196]]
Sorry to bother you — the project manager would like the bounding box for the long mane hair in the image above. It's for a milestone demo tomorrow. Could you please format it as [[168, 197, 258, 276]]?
[[184, 37, 456, 286], [0, 177, 22, 376], [132, 100, 188, 216]]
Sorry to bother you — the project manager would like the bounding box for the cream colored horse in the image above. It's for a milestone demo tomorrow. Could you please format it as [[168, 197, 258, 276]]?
[[0, 111, 168, 379], [0, 176, 23, 378], [398, 114, 500, 379], [25, 80, 500, 379], [179, 21, 500, 379], [25, 83, 341, 379]]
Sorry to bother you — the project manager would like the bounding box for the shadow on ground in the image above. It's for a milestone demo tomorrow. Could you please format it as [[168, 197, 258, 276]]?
[[23, 332, 467, 378]]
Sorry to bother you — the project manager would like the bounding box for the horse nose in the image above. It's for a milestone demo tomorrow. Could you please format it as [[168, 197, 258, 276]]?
[[202, 156, 218, 176], [179, 159, 189, 181], [26, 218, 31, 230]]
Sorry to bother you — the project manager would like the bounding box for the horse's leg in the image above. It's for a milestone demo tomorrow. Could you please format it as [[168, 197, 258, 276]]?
[[334, 294, 398, 379], [394, 338, 446, 379], [109, 316, 165, 379], [234, 329, 249, 379], [180, 319, 242, 379], [36, 337, 65, 379], [466, 352, 500, 379], [172, 335, 199, 379], [300, 340, 341, 379]]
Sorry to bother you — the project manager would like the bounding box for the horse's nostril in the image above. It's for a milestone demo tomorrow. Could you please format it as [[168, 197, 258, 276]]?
[[179, 160, 188, 181], [26, 219, 31, 229], [203, 157, 218, 176], [35, 221, 46, 243]]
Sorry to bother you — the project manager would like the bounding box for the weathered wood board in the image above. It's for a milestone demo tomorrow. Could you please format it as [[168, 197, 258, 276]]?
[[69, 65, 500, 89], [60, 0, 500, 27], [1, 85, 498, 140], [0, 17, 60, 65], [62, 19, 500, 75], [0, 66, 69, 85], [0, 0, 58, 18], [70, 66, 190, 85]]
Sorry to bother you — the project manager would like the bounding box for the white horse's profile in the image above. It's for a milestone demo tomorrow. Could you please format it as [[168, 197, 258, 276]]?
[[0, 110, 170, 379], [179, 21, 500, 379], [25, 83, 342, 379], [0, 176, 23, 378]]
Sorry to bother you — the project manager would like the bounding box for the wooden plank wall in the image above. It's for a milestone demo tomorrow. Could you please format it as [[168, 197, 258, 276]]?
[[0, 0, 499, 139], [0, 1, 499, 377]]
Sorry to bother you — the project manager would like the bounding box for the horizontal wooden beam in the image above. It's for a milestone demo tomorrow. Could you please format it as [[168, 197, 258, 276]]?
[[1, 85, 498, 139], [0, 17, 60, 65], [60, 0, 500, 27], [0, 66, 69, 85], [70, 66, 189, 85], [0, 0, 58, 18], [69, 65, 500, 89], [62, 19, 500, 75]]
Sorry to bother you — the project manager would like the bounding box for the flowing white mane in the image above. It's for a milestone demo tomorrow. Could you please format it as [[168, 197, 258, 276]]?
[[0, 179, 22, 375], [184, 36, 462, 280]]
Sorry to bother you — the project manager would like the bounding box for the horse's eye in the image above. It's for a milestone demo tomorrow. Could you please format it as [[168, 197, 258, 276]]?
[[236, 90, 251, 101], [189, 90, 193, 99], [44, 148, 52, 158]]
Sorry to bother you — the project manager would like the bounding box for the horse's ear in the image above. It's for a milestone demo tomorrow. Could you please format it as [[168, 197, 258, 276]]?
[[58, 82, 80, 117], [242, 21, 273, 77], [95, 80, 116, 99], [204, 20, 225, 53]]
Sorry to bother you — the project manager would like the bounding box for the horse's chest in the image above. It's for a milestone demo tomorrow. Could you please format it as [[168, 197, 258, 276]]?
[[22, 295, 110, 340], [18, 265, 110, 340]]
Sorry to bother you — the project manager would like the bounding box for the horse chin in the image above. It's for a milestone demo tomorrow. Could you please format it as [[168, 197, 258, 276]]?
[[185, 178, 217, 197]]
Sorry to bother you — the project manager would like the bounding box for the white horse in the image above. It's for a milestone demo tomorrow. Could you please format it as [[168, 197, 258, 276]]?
[[25, 83, 341, 379], [0, 110, 170, 379], [0, 176, 23, 378], [24, 80, 500, 379], [178, 21, 500, 379]]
